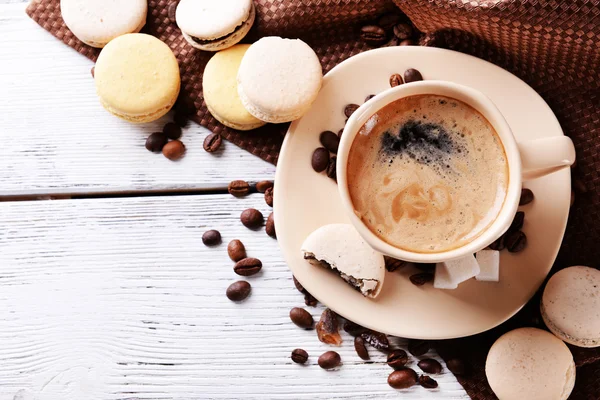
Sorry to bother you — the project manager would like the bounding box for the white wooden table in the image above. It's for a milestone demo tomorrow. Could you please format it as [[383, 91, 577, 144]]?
[[0, 2, 469, 399]]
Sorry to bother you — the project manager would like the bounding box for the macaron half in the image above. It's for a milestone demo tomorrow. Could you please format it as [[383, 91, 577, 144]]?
[[203, 45, 266, 131], [176, 0, 255, 51], [60, 0, 147, 48], [95, 34, 181, 123]]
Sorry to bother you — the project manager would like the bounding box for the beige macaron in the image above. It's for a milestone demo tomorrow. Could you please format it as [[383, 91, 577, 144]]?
[[541, 266, 600, 348], [486, 327, 575, 400]]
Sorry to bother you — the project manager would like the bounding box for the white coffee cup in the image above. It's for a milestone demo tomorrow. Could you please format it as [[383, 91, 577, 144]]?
[[337, 81, 575, 263]]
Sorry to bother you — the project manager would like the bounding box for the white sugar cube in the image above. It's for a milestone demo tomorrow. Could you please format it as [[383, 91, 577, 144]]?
[[434, 254, 481, 289], [475, 250, 500, 282]]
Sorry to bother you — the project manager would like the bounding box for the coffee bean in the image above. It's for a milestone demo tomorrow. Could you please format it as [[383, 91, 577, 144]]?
[[293, 275, 318, 307], [266, 212, 276, 238], [175, 100, 196, 116], [419, 375, 438, 389], [327, 157, 337, 181], [488, 235, 506, 251], [365, 94, 376, 103], [227, 239, 247, 262], [414, 263, 436, 272], [226, 281, 251, 301], [162, 140, 186, 160], [344, 104, 360, 118], [360, 25, 387, 46], [505, 230, 527, 253], [145, 132, 168, 153], [163, 122, 182, 140], [202, 229, 221, 246], [228, 180, 250, 197], [203, 133, 222, 153], [290, 307, 314, 329], [573, 179, 588, 194], [410, 272, 434, 286], [404, 68, 424, 83], [508, 211, 525, 233], [319, 131, 340, 153], [256, 180, 274, 193], [240, 208, 263, 229], [384, 256, 407, 272], [393, 23, 413, 40], [293, 275, 305, 293], [168, 1, 179, 24], [173, 111, 189, 128], [91, 66, 95, 78], [360, 331, 390, 351], [344, 320, 368, 337], [520, 188, 535, 205], [399, 39, 416, 46], [264, 187, 274, 207], [312, 147, 330, 172], [233, 258, 262, 276], [378, 14, 401, 31], [418, 359, 442, 374], [446, 358, 467, 375], [291, 348, 309, 364], [387, 350, 409, 370], [354, 336, 370, 360], [408, 340, 430, 356], [316, 308, 342, 345], [390, 73, 404, 87], [337, 129, 344, 139], [383, 37, 400, 47], [388, 369, 418, 389], [318, 351, 341, 369]]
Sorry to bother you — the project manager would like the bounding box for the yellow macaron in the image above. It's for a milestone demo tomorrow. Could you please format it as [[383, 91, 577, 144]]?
[[94, 33, 181, 123], [203, 45, 266, 131]]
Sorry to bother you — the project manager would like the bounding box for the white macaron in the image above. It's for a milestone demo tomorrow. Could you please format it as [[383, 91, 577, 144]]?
[[176, 0, 255, 51], [60, 0, 147, 48], [541, 266, 600, 348], [486, 328, 575, 400], [237, 36, 323, 123]]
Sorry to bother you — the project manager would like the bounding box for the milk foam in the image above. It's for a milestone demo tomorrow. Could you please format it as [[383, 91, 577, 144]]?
[[347, 95, 508, 253]]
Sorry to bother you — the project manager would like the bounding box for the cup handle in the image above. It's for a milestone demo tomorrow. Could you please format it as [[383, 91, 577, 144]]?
[[518, 136, 576, 180]]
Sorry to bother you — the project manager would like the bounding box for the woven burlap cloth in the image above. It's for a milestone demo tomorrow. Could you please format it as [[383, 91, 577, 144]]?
[[27, 0, 600, 398]]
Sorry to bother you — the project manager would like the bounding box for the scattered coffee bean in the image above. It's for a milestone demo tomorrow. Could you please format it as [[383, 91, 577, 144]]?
[[293, 276, 318, 307], [389, 73, 404, 87], [388, 369, 418, 389], [173, 111, 189, 128], [162, 140, 186, 160], [508, 211, 525, 233], [202, 229, 221, 246], [290, 307, 314, 329], [91, 66, 95, 78], [384, 256, 407, 272], [414, 263, 436, 272], [291, 348, 309, 364], [505, 230, 527, 253], [163, 122, 182, 140], [404, 68, 423, 83], [360, 331, 390, 352], [240, 208, 264, 229], [203, 133, 222, 153], [316, 308, 342, 345], [264, 187, 274, 207], [354, 336, 370, 360], [318, 351, 341, 369], [393, 23, 413, 40], [399, 39, 416, 46], [227, 239, 247, 262], [326, 157, 337, 181], [365, 94, 376, 103], [343, 320, 369, 336], [344, 104, 360, 118], [337, 129, 344, 139], [520, 188, 535, 205], [228, 180, 250, 197], [266, 212, 276, 238], [408, 340, 430, 356], [233, 258, 262, 276], [573, 179, 588, 194], [256, 180, 274, 193], [387, 350, 409, 370], [446, 358, 467, 375], [418, 359, 442, 374], [488, 235, 506, 251], [175, 100, 196, 116], [378, 14, 401, 31], [226, 281, 251, 301], [384, 37, 400, 47], [145, 132, 168, 153], [360, 25, 387, 46], [311, 147, 330, 172], [319, 131, 340, 154], [168, 1, 179, 24], [410, 272, 434, 286], [419, 375, 438, 389]]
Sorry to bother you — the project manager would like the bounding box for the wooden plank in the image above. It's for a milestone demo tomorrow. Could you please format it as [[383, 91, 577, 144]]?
[[0, 3, 275, 197], [0, 194, 468, 399]]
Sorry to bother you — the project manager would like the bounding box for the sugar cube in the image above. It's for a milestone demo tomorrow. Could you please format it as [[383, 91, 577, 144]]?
[[434, 254, 481, 289], [475, 250, 500, 282]]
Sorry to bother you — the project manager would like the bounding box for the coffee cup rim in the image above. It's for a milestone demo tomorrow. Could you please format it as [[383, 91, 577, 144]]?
[[337, 80, 522, 263]]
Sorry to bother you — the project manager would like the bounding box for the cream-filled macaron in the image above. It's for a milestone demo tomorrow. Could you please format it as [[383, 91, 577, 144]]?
[[176, 0, 255, 51], [541, 266, 600, 348], [203, 45, 266, 131], [95, 34, 180, 123], [237, 36, 323, 123], [60, 0, 147, 48], [486, 328, 575, 400]]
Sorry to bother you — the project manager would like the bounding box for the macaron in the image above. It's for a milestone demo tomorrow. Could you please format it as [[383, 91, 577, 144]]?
[[237, 37, 323, 123], [486, 328, 575, 400], [203, 45, 266, 131], [541, 266, 600, 348], [95, 34, 180, 123], [176, 0, 255, 51], [60, 0, 147, 48]]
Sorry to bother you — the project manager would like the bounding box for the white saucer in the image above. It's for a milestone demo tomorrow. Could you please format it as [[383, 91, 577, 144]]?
[[274, 46, 571, 339]]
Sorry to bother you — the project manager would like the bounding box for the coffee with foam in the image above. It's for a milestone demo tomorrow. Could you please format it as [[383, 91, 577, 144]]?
[[347, 95, 508, 253]]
